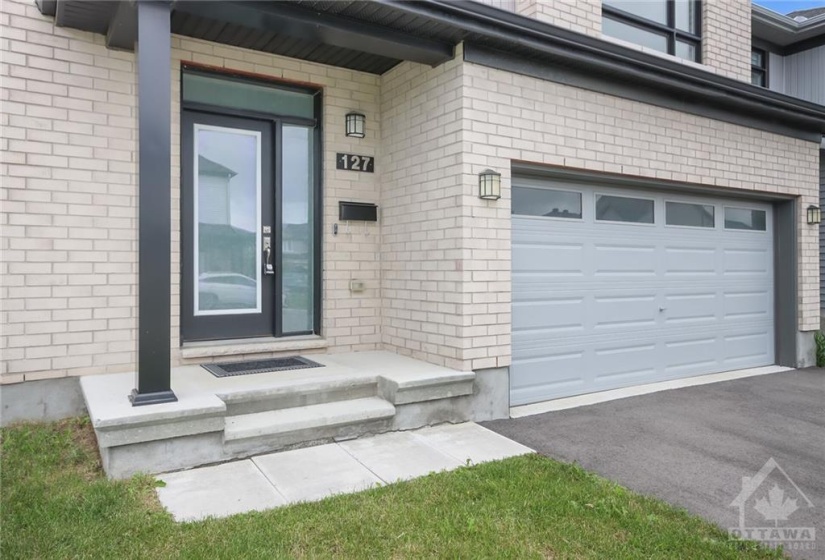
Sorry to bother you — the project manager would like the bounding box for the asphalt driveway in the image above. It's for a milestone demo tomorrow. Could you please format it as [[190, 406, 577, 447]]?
[[484, 368, 825, 559]]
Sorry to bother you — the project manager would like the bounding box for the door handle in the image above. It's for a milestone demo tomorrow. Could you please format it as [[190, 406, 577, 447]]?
[[263, 237, 274, 275]]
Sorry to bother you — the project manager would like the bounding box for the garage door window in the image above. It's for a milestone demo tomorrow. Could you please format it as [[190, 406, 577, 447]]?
[[724, 207, 767, 231], [666, 201, 714, 228], [512, 187, 582, 219], [596, 194, 654, 224]]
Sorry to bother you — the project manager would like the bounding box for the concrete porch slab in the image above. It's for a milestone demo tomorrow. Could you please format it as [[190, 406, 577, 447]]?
[[155, 460, 286, 522], [156, 422, 534, 522], [81, 351, 507, 478]]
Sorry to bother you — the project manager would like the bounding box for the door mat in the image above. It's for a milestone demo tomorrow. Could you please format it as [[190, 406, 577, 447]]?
[[202, 356, 324, 378]]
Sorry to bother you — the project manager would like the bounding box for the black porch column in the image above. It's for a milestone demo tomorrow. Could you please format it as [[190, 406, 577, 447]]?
[[130, 0, 176, 406]]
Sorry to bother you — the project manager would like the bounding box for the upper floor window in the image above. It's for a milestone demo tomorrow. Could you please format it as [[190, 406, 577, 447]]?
[[602, 0, 702, 62], [751, 48, 768, 87]]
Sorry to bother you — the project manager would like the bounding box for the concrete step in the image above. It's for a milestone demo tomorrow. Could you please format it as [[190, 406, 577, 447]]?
[[220, 377, 378, 416], [223, 397, 396, 456]]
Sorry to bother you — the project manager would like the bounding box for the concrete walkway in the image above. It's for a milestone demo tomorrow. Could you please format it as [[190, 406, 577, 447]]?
[[156, 422, 532, 522], [484, 368, 825, 560]]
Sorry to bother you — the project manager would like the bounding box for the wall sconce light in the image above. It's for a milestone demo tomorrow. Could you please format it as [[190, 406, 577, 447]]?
[[345, 112, 365, 138], [807, 205, 821, 225], [478, 169, 501, 200]]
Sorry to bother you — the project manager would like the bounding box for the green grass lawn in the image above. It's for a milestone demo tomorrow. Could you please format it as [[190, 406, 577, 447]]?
[[1, 418, 785, 559]]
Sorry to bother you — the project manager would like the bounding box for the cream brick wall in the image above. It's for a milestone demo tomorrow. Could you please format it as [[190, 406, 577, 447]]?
[[1, 0, 138, 383], [379, 53, 471, 371], [515, 0, 602, 36], [702, 0, 752, 81], [1, 0, 383, 383]]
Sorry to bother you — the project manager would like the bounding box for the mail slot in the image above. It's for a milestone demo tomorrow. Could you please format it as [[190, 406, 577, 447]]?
[[339, 201, 378, 222]]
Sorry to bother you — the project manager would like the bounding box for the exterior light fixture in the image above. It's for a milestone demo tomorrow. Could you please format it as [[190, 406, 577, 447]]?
[[807, 205, 821, 225], [345, 112, 365, 138], [478, 169, 501, 200]]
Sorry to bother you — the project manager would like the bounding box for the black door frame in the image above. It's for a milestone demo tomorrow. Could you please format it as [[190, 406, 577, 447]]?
[[180, 64, 323, 341]]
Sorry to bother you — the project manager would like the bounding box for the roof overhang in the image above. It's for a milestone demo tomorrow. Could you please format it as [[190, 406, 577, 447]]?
[[752, 4, 825, 54], [36, 0, 825, 139]]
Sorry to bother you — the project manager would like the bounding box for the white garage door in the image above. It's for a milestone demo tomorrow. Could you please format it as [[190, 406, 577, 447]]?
[[511, 178, 775, 406]]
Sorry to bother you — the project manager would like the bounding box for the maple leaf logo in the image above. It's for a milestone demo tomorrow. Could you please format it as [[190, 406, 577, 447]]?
[[754, 485, 799, 526]]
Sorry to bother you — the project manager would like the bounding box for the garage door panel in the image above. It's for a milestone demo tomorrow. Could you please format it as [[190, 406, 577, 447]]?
[[512, 180, 775, 406], [724, 290, 772, 320], [592, 343, 657, 381], [593, 244, 657, 275], [662, 292, 718, 324], [512, 242, 585, 275], [593, 295, 658, 330], [512, 298, 584, 332], [664, 246, 717, 275], [723, 247, 772, 275], [723, 330, 772, 363], [663, 336, 719, 374]]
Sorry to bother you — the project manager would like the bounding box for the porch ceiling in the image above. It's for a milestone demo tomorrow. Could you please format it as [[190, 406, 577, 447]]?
[[37, 0, 463, 74]]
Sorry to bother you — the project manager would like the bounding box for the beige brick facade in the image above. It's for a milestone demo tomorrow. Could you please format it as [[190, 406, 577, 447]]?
[[702, 0, 752, 81], [1, 0, 819, 384], [515, 0, 602, 36]]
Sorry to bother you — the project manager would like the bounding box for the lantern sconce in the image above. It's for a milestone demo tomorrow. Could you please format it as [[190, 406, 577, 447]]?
[[345, 112, 366, 138], [478, 169, 501, 201], [807, 205, 821, 225]]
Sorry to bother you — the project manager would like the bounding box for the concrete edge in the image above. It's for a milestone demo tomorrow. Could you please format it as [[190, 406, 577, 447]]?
[[510, 365, 793, 418], [0, 376, 87, 426]]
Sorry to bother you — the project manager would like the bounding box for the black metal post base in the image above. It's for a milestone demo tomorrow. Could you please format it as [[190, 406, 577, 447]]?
[[129, 388, 178, 407]]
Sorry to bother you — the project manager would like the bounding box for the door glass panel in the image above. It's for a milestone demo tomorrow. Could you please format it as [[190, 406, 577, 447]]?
[[282, 125, 314, 333], [512, 187, 582, 218], [194, 125, 261, 315], [725, 207, 767, 231], [666, 201, 714, 227], [603, 16, 669, 54], [596, 195, 654, 223]]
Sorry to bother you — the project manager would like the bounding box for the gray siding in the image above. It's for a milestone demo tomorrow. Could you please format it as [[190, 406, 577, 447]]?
[[769, 46, 825, 105]]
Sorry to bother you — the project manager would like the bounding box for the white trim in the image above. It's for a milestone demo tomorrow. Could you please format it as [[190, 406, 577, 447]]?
[[509, 365, 793, 418], [193, 123, 263, 316]]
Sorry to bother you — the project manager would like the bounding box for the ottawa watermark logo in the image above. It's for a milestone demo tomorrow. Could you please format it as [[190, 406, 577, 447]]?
[[728, 458, 816, 552]]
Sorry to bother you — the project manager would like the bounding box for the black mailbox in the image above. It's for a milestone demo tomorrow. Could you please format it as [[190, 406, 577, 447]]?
[[339, 201, 378, 222]]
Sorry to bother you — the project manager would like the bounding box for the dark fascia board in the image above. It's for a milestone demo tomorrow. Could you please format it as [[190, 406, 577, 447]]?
[[752, 5, 825, 53], [36, 0, 56, 17], [381, 0, 825, 137], [172, 1, 454, 67]]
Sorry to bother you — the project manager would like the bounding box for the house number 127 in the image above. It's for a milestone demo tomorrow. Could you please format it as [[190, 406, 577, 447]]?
[[336, 153, 374, 173]]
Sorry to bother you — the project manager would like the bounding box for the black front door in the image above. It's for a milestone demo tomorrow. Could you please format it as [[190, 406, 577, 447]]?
[[181, 110, 275, 341]]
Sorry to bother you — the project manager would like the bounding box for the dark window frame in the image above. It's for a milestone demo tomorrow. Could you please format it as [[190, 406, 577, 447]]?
[[602, 0, 702, 62], [751, 47, 768, 88]]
